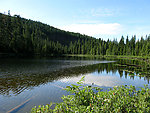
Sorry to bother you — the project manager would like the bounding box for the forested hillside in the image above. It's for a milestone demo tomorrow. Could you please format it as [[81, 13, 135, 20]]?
[[0, 12, 150, 56]]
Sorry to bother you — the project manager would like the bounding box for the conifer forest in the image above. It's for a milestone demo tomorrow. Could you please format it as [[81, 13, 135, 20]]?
[[0, 12, 150, 56]]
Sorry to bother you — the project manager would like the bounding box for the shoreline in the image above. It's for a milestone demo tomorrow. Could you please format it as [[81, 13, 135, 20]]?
[[0, 53, 149, 63]]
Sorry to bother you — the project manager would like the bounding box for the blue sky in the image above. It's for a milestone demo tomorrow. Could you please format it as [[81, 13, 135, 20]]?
[[1, 0, 150, 41]]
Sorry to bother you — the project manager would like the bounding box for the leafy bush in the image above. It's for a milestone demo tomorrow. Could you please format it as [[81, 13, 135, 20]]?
[[31, 77, 150, 113]]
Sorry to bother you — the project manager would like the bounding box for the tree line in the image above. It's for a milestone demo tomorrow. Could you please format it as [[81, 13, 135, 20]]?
[[0, 12, 150, 56]]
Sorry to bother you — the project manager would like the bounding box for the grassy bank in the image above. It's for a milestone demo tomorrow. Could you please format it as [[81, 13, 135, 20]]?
[[65, 54, 150, 63], [105, 55, 150, 61]]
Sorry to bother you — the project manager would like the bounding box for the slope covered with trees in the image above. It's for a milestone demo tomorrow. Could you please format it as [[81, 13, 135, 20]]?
[[0, 12, 150, 56], [0, 12, 94, 55]]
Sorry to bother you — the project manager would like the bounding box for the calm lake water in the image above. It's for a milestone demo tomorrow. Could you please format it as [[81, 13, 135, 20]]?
[[0, 57, 149, 113]]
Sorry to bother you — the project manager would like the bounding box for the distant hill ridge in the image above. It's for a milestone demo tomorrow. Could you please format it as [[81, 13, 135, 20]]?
[[0, 12, 102, 55], [0, 12, 150, 56]]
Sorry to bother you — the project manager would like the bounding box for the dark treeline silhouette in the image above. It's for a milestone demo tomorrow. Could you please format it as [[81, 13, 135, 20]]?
[[0, 12, 150, 56]]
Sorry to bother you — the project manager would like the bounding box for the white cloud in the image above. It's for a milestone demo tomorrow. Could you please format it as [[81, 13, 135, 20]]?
[[60, 74, 123, 87], [58, 23, 122, 38], [90, 8, 114, 17], [78, 8, 115, 18]]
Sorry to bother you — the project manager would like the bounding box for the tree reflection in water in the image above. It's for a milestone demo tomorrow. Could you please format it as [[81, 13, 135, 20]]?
[[0, 58, 149, 96]]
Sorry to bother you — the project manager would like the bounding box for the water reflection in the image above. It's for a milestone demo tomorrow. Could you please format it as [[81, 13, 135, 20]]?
[[0, 59, 149, 96], [60, 61, 150, 88], [0, 62, 111, 96]]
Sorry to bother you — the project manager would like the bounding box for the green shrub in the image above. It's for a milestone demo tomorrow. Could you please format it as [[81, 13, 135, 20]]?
[[31, 77, 150, 113]]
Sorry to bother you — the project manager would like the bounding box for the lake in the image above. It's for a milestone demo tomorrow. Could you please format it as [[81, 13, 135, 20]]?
[[0, 57, 149, 113]]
